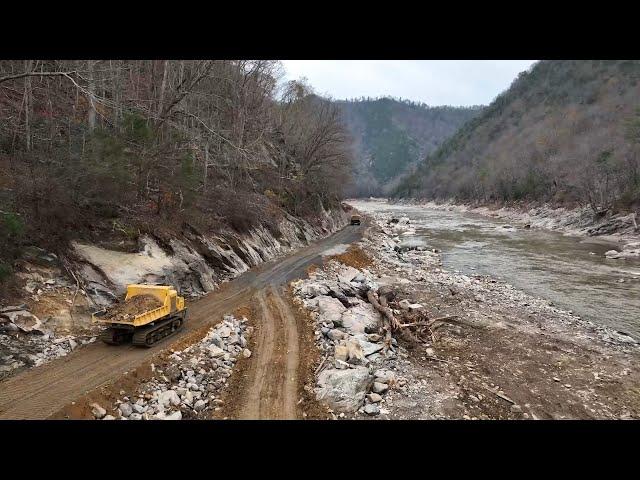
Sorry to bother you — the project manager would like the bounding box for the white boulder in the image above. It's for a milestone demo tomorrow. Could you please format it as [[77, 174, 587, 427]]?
[[316, 366, 372, 412]]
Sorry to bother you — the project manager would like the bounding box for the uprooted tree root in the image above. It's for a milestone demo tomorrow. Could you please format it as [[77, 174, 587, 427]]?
[[365, 286, 460, 351]]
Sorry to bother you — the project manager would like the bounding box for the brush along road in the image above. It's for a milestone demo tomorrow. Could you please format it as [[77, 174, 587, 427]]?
[[0, 221, 366, 419]]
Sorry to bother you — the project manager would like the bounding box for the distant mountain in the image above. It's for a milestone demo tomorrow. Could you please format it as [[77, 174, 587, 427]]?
[[395, 60, 640, 213], [335, 97, 482, 196]]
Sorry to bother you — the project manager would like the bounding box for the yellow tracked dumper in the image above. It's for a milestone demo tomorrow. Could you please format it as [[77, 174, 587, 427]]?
[[93, 285, 187, 347]]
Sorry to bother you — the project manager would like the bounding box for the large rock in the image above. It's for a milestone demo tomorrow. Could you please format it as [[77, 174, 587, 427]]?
[[90, 403, 106, 419], [0, 310, 44, 333], [316, 296, 347, 325], [163, 410, 182, 420], [316, 366, 372, 412], [338, 266, 360, 284], [327, 329, 348, 341], [159, 390, 181, 408], [334, 344, 349, 362], [208, 344, 225, 358], [364, 403, 380, 416], [217, 325, 232, 338], [118, 402, 133, 417], [398, 299, 424, 311], [374, 369, 396, 384], [605, 248, 640, 259], [343, 339, 365, 365], [372, 382, 389, 394], [300, 283, 330, 298], [352, 334, 384, 357], [340, 304, 381, 334], [395, 238, 428, 252]]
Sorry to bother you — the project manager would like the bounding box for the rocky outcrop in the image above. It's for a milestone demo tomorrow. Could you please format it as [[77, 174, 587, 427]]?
[[73, 207, 348, 303], [604, 241, 640, 259]]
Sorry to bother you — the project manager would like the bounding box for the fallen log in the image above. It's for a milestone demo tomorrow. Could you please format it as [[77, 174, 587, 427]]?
[[315, 353, 330, 375], [366, 288, 397, 351]]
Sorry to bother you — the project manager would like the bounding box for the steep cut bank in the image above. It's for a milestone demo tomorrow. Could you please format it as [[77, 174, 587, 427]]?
[[73, 206, 349, 303], [396, 60, 640, 217], [0, 204, 348, 381]]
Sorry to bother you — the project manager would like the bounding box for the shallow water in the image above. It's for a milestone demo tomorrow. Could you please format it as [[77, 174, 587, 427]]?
[[349, 199, 640, 338]]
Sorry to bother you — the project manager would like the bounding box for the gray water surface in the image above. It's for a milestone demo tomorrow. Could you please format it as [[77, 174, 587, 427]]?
[[350, 200, 640, 338]]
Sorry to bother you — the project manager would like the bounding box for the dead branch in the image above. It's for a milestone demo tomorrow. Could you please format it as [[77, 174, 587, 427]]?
[[0, 70, 79, 84], [424, 355, 450, 364], [480, 384, 515, 404], [315, 353, 330, 375], [366, 288, 395, 351]]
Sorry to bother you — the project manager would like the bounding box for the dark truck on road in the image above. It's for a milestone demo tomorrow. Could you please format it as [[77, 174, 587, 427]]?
[[350, 214, 361, 225]]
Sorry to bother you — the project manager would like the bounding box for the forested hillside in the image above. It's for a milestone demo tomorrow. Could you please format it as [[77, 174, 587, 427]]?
[[337, 97, 481, 196], [0, 61, 353, 282], [396, 60, 640, 214]]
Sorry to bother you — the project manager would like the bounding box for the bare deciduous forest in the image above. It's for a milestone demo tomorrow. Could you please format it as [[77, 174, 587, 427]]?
[[395, 60, 640, 215], [0, 60, 353, 281]]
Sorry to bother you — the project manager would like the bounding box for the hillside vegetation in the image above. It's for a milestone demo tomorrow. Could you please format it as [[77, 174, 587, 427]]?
[[396, 60, 640, 214], [337, 97, 481, 196], [0, 60, 352, 283]]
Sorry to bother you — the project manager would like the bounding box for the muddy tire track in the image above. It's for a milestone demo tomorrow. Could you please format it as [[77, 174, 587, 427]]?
[[238, 286, 299, 419]]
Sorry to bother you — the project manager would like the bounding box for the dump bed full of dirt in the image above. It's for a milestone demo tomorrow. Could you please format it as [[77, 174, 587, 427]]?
[[102, 295, 162, 322]]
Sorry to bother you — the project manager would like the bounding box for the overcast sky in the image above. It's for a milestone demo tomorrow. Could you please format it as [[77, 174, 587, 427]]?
[[281, 60, 537, 106]]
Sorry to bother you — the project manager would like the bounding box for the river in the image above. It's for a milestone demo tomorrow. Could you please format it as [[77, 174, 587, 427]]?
[[348, 199, 640, 339]]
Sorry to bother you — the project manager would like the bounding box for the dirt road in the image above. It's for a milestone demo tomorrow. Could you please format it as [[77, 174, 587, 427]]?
[[238, 286, 299, 419], [0, 222, 364, 419]]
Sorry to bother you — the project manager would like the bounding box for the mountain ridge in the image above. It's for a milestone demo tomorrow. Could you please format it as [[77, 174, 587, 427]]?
[[395, 60, 640, 213], [334, 97, 482, 196]]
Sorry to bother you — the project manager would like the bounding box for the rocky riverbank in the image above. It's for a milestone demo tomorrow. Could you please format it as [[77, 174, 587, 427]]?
[[295, 210, 640, 419], [386, 198, 640, 257]]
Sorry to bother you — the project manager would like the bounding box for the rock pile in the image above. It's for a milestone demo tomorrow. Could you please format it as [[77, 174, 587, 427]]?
[[292, 262, 402, 416], [0, 329, 95, 378], [604, 241, 640, 259], [102, 295, 163, 322], [93, 314, 250, 420], [0, 305, 44, 334]]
